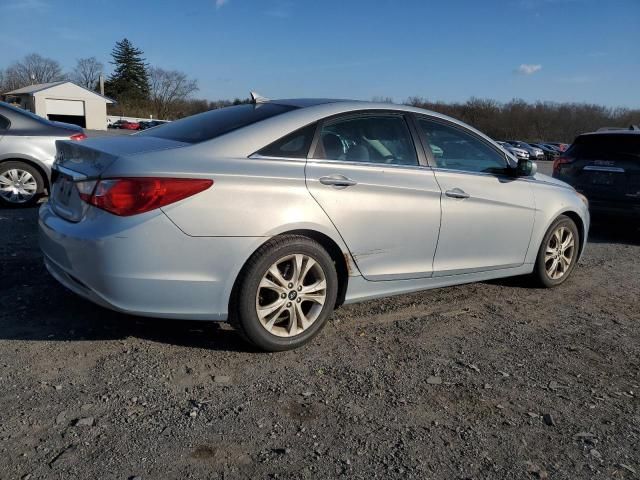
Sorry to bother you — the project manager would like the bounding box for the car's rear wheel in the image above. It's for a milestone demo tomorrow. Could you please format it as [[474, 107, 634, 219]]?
[[532, 215, 580, 287], [0, 161, 45, 207], [231, 235, 338, 351]]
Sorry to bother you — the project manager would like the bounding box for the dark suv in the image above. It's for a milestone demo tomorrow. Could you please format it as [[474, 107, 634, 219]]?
[[553, 130, 640, 219]]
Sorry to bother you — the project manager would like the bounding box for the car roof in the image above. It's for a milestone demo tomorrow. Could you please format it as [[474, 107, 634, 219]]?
[[579, 130, 640, 137], [180, 98, 513, 160], [270, 98, 352, 108]]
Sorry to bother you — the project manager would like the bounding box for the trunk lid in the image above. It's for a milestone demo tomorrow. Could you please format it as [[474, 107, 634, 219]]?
[[50, 136, 188, 221], [566, 134, 640, 204]]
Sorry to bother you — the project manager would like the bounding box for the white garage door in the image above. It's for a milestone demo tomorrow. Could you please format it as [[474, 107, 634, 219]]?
[[45, 99, 85, 116]]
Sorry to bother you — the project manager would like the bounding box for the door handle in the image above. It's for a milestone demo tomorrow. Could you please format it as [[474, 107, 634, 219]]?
[[319, 175, 357, 187], [445, 188, 470, 199]]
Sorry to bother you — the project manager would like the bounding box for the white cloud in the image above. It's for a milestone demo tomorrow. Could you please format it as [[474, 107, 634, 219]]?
[[215, 0, 229, 8], [516, 64, 543, 75]]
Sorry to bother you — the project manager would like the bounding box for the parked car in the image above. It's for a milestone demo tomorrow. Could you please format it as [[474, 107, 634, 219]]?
[[0, 101, 86, 206], [506, 141, 545, 160], [546, 142, 570, 152], [119, 120, 140, 131], [39, 98, 589, 351], [553, 130, 640, 219], [530, 143, 560, 161], [138, 120, 168, 131], [497, 141, 530, 160]]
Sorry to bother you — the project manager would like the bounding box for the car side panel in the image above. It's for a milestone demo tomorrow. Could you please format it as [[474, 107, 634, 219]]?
[[524, 178, 590, 263], [0, 135, 60, 180], [108, 153, 362, 276]]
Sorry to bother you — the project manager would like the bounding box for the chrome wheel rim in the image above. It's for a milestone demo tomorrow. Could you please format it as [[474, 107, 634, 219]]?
[[256, 254, 327, 337], [544, 226, 575, 280], [0, 169, 38, 204]]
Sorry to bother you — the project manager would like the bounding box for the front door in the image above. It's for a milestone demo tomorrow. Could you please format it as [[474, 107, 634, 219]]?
[[305, 112, 442, 281], [416, 116, 536, 276]]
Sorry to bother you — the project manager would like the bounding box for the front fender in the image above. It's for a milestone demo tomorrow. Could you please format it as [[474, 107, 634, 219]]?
[[525, 183, 590, 264]]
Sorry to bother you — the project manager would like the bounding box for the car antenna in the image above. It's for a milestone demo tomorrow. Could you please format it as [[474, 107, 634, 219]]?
[[250, 91, 270, 104]]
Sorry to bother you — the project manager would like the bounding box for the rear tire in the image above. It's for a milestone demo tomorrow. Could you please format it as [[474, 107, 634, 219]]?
[[230, 235, 338, 352], [0, 161, 45, 208], [531, 215, 580, 287]]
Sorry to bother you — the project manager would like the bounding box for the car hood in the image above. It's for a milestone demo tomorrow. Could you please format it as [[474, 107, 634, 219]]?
[[533, 172, 572, 189]]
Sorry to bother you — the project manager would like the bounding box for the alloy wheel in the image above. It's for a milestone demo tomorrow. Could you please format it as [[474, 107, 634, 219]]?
[[544, 226, 575, 280], [0, 169, 38, 204], [255, 253, 327, 337]]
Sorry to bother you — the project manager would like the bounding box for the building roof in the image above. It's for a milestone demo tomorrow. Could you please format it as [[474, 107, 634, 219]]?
[[5, 81, 116, 104], [5, 81, 67, 95]]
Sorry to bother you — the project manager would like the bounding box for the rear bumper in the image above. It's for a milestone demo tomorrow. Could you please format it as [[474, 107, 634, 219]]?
[[38, 202, 262, 320]]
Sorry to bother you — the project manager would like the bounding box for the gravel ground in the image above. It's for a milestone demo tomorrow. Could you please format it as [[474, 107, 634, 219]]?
[[0, 203, 638, 480]]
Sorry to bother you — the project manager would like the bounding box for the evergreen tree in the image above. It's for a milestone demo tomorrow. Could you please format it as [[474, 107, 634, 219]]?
[[104, 39, 150, 102]]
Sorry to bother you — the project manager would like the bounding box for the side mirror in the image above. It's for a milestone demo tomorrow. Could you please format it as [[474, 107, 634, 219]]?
[[516, 158, 537, 177]]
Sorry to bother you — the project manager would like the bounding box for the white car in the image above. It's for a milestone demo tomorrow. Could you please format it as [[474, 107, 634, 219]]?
[[497, 141, 530, 160]]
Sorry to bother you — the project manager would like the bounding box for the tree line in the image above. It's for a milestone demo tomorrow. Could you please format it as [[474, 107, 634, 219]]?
[[0, 39, 202, 121], [405, 97, 640, 143], [1, 40, 638, 141]]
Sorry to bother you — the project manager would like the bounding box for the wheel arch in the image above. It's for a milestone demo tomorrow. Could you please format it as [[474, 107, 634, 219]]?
[[0, 157, 51, 193], [228, 229, 352, 319], [561, 210, 586, 258]]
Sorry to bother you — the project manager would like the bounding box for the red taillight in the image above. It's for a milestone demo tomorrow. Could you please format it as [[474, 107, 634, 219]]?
[[70, 132, 87, 141], [553, 156, 574, 175], [80, 177, 213, 216]]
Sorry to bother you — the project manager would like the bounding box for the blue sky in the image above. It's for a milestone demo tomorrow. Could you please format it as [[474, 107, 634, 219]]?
[[2, 0, 639, 107]]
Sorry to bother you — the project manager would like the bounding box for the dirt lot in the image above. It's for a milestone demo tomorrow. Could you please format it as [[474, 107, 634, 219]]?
[[1, 202, 639, 479]]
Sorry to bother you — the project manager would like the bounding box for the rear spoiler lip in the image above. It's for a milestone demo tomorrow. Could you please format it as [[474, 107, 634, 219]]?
[[51, 163, 89, 181]]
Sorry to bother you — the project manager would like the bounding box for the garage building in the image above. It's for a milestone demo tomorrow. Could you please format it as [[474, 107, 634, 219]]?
[[4, 81, 115, 130]]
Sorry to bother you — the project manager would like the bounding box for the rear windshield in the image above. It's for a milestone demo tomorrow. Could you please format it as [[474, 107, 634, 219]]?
[[138, 103, 297, 143], [568, 134, 640, 160]]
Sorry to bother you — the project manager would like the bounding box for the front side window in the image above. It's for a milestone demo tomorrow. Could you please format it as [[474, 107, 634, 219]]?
[[256, 123, 317, 158], [418, 118, 507, 173], [314, 114, 418, 166]]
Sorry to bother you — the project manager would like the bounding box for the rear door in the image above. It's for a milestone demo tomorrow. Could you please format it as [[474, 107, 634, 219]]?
[[305, 112, 442, 281], [563, 134, 640, 208]]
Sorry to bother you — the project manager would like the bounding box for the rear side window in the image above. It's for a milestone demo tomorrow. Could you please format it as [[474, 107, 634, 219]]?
[[568, 134, 640, 160], [0, 115, 9, 130], [138, 103, 297, 144], [256, 123, 317, 158], [314, 114, 418, 166]]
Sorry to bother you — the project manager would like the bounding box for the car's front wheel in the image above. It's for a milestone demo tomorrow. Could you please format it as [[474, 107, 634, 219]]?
[[0, 161, 45, 207], [532, 215, 580, 287], [231, 235, 338, 351]]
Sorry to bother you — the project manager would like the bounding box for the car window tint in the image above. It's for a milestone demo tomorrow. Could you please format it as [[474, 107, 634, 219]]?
[[418, 118, 507, 173], [314, 115, 418, 166], [0, 115, 9, 130], [138, 103, 296, 144], [257, 123, 317, 159]]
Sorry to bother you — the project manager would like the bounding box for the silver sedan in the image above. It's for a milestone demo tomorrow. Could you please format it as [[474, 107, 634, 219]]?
[[39, 97, 590, 351], [0, 101, 85, 206]]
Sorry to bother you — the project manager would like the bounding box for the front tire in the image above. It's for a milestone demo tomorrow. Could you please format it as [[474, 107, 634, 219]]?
[[230, 235, 338, 351], [0, 161, 45, 207], [532, 215, 580, 287]]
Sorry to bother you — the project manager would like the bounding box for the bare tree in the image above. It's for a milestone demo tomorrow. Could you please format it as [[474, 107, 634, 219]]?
[[148, 67, 198, 119], [70, 57, 103, 90], [4, 54, 66, 90]]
